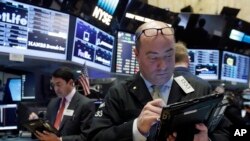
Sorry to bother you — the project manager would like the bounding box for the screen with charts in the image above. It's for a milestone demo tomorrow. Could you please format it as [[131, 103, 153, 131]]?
[[71, 18, 114, 72], [221, 51, 250, 83], [0, 0, 69, 60], [188, 49, 219, 80], [115, 31, 139, 74], [0, 104, 18, 130]]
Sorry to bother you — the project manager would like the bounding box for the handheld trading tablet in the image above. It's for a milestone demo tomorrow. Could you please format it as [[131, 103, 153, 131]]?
[[156, 93, 228, 141], [22, 119, 60, 136]]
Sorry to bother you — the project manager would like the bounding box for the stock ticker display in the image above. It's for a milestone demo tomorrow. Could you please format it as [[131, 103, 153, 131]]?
[[188, 49, 219, 80], [0, 0, 69, 60], [116, 31, 139, 74], [72, 18, 114, 72], [221, 51, 250, 83]]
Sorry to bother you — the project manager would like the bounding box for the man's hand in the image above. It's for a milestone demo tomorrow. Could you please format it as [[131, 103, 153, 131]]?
[[193, 123, 209, 141], [78, 74, 90, 96], [29, 112, 38, 120], [137, 99, 166, 135], [165, 123, 209, 141], [244, 107, 250, 113], [35, 130, 60, 141], [166, 132, 177, 141]]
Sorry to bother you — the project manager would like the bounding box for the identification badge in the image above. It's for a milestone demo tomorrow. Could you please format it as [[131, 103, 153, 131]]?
[[174, 76, 195, 94], [64, 109, 74, 116]]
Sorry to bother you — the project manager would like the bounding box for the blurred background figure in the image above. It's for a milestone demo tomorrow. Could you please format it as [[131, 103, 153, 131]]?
[[224, 88, 250, 126]]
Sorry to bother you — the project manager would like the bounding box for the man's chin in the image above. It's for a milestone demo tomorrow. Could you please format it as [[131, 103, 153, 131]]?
[[151, 78, 168, 85]]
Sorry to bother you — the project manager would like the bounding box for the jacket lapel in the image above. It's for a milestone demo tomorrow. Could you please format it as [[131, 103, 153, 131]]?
[[128, 73, 153, 107], [167, 80, 184, 104], [51, 98, 61, 125], [167, 74, 198, 104]]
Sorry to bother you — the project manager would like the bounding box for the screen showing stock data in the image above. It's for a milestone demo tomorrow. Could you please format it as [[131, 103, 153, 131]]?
[[221, 51, 250, 83], [188, 49, 219, 80], [0, 0, 69, 60], [71, 18, 114, 72], [115, 31, 139, 74]]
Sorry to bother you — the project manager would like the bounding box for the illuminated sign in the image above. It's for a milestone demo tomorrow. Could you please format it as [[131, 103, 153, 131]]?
[[92, 0, 119, 26], [125, 12, 172, 27], [125, 12, 155, 23], [0, 12, 27, 25], [229, 29, 244, 41]]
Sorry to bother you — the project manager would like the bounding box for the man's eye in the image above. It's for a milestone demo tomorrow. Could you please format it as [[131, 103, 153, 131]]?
[[149, 57, 157, 60], [166, 55, 172, 58]]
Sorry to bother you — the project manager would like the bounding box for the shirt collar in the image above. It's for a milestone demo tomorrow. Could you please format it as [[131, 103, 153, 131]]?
[[140, 73, 173, 90], [64, 88, 76, 103]]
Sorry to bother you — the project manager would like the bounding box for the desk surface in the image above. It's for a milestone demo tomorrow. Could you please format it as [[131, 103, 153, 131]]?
[[0, 137, 37, 141]]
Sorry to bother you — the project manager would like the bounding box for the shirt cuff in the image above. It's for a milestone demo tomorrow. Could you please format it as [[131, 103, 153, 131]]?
[[133, 118, 147, 141]]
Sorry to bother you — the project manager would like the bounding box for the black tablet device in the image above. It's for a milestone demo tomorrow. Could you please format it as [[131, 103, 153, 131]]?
[[22, 119, 60, 136], [156, 93, 228, 141]]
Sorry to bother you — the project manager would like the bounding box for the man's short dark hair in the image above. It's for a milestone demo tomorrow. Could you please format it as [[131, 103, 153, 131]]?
[[52, 67, 75, 83]]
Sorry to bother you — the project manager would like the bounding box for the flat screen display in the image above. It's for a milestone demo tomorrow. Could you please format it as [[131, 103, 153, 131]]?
[[0, 104, 18, 130], [0, 78, 22, 104], [71, 18, 114, 72], [188, 49, 219, 80], [221, 51, 250, 83], [115, 31, 139, 74], [0, 0, 69, 60], [8, 78, 21, 101]]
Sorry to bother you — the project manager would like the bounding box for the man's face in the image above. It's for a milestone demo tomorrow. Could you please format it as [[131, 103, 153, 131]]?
[[135, 25, 175, 85], [51, 77, 72, 98]]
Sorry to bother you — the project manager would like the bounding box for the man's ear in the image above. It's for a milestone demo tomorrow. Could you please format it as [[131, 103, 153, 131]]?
[[69, 79, 74, 86], [134, 48, 139, 57]]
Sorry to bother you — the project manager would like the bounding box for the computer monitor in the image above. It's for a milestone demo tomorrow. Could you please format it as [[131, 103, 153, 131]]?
[[229, 29, 245, 41], [188, 49, 219, 80], [0, 0, 69, 60], [221, 51, 250, 83], [0, 104, 18, 130], [115, 31, 139, 74], [71, 18, 114, 72], [6, 78, 22, 102], [1, 78, 22, 104]]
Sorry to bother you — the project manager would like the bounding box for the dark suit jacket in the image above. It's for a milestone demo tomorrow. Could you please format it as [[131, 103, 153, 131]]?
[[174, 67, 212, 96], [87, 72, 230, 141], [46, 92, 95, 141]]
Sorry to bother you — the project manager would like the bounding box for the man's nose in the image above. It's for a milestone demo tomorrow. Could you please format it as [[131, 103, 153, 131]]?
[[157, 58, 167, 70]]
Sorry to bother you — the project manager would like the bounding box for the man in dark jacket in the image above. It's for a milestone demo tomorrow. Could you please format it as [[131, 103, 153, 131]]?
[[30, 67, 95, 141], [87, 21, 230, 141], [174, 42, 212, 96]]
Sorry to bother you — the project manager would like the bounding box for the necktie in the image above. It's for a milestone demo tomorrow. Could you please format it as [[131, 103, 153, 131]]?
[[54, 98, 66, 129], [152, 85, 162, 99]]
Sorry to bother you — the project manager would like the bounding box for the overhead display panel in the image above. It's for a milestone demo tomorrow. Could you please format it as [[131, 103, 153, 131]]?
[[0, 0, 69, 60], [115, 31, 139, 74], [188, 49, 219, 80], [221, 51, 250, 83], [79, 0, 129, 32], [71, 18, 114, 72], [120, 0, 177, 33]]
